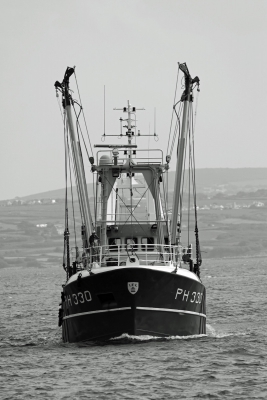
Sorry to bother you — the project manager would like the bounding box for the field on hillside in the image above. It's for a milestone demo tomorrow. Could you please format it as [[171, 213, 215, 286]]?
[[2, 168, 267, 202], [0, 203, 80, 269], [1, 203, 267, 269], [182, 205, 267, 259]]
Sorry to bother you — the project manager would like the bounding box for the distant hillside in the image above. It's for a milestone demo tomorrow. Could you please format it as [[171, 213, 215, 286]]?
[[14, 168, 267, 200], [168, 168, 267, 194], [195, 168, 267, 187], [21, 183, 94, 201]]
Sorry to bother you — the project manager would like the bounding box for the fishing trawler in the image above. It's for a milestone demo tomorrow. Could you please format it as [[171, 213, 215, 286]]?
[[55, 63, 206, 342]]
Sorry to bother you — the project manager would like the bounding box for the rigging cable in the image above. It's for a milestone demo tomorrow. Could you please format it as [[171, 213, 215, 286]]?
[[73, 100, 97, 230], [92, 172, 97, 226], [72, 101, 96, 232], [161, 172, 169, 239], [95, 177, 99, 229], [166, 64, 180, 225], [73, 103, 92, 164], [66, 126, 78, 250], [179, 118, 189, 240], [188, 121, 191, 247], [64, 101, 85, 226], [74, 69, 94, 158], [63, 111, 69, 276], [167, 63, 180, 156], [57, 94, 64, 122], [148, 128, 150, 220], [66, 122, 84, 227], [190, 99, 202, 274], [170, 101, 183, 158], [71, 157, 84, 224], [167, 101, 182, 234]]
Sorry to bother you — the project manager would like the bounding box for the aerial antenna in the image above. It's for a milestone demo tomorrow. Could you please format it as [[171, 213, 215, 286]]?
[[104, 85, 106, 136], [154, 107, 156, 136]]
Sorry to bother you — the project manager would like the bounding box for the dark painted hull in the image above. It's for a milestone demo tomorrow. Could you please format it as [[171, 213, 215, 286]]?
[[61, 268, 206, 342]]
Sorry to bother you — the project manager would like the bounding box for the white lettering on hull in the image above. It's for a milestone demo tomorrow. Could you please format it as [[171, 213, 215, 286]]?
[[175, 288, 203, 304], [182, 290, 190, 302], [66, 291, 92, 307]]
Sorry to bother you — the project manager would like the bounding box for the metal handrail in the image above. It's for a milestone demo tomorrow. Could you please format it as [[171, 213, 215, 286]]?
[[95, 220, 168, 223], [96, 148, 163, 164], [86, 244, 182, 268]]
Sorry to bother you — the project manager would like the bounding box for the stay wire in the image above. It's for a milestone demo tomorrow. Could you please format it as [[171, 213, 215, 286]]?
[[95, 179, 98, 228], [63, 112, 68, 272], [72, 102, 96, 228], [167, 63, 180, 155], [57, 96, 64, 122], [63, 113, 68, 230], [190, 101, 202, 268], [166, 65, 181, 219], [70, 149, 84, 224], [72, 102, 96, 231], [74, 70, 94, 157], [170, 102, 182, 157], [188, 124, 191, 247], [179, 128, 188, 233], [92, 172, 96, 226], [170, 116, 179, 157], [73, 104, 91, 163], [162, 172, 170, 240], [193, 89, 199, 136], [66, 126, 78, 249], [188, 103, 201, 269], [166, 168, 168, 224]]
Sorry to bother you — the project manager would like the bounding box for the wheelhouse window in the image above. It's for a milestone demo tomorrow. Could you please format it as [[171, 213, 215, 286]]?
[[125, 237, 138, 251], [108, 238, 121, 251], [141, 237, 154, 251]]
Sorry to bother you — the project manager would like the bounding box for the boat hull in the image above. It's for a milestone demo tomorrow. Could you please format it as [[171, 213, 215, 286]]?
[[61, 267, 206, 342]]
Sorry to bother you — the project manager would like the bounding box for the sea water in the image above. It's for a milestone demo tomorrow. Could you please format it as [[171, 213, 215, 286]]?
[[0, 259, 266, 399]]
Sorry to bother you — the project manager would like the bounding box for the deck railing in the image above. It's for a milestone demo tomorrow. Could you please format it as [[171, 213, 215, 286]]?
[[84, 244, 183, 268]]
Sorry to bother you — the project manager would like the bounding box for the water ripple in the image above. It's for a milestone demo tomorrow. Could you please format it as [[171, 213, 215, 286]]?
[[0, 260, 267, 399]]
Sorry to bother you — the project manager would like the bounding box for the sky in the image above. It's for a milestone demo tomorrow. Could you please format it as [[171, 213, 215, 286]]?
[[1, 0, 267, 200]]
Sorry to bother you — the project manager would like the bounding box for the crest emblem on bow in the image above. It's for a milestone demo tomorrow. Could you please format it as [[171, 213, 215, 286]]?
[[128, 282, 139, 295]]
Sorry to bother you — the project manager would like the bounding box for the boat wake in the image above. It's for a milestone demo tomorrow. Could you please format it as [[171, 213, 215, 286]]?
[[109, 332, 206, 344], [206, 324, 250, 339]]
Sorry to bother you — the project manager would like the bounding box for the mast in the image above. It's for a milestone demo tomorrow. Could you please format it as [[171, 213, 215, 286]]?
[[61, 67, 94, 247], [170, 63, 199, 245], [126, 101, 133, 225]]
